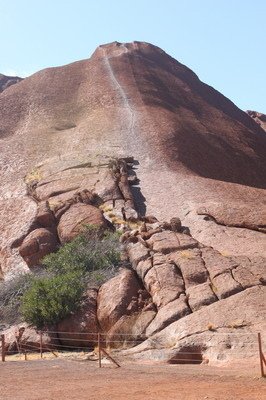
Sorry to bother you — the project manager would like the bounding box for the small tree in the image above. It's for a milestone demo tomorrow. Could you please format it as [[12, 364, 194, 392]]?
[[21, 272, 85, 329]]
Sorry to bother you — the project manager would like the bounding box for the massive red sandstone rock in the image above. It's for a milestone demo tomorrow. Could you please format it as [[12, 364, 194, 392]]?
[[186, 282, 217, 311], [123, 286, 266, 363], [35, 202, 57, 230], [97, 269, 147, 332], [143, 262, 184, 308], [169, 249, 209, 287], [127, 242, 150, 269], [146, 295, 190, 336], [19, 228, 58, 267], [146, 231, 198, 254], [1, 221, 265, 363], [197, 203, 266, 233], [57, 288, 99, 348], [125, 228, 265, 347], [1, 41, 266, 278], [0, 41, 266, 362], [57, 203, 107, 244], [106, 310, 156, 347], [201, 247, 238, 279]]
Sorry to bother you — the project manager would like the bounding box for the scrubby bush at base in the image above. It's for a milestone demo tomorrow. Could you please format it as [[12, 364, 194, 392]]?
[[19, 226, 121, 329], [21, 272, 85, 329]]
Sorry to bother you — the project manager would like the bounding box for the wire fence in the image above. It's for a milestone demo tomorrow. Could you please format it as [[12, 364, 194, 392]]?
[[1, 330, 265, 375]]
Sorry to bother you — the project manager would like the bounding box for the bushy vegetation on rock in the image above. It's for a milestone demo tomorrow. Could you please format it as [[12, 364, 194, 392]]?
[[43, 225, 121, 277], [20, 271, 85, 329], [0, 226, 121, 329]]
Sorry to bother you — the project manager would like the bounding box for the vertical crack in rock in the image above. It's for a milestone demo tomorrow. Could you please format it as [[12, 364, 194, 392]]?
[[229, 268, 244, 290], [170, 259, 192, 314], [198, 248, 219, 302]]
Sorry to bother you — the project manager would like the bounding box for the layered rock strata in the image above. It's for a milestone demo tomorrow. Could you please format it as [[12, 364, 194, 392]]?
[[2, 157, 138, 277]]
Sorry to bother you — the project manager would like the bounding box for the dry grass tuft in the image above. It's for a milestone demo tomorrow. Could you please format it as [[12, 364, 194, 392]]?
[[24, 168, 43, 184], [206, 323, 216, 331]]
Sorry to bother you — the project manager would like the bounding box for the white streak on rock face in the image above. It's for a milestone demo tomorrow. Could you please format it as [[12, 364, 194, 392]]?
[[100, 45, 136, 155]]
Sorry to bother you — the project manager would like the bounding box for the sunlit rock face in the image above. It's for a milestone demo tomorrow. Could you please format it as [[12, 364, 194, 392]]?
[[1, 42, 265, 364], [0, 41, 266, 278]]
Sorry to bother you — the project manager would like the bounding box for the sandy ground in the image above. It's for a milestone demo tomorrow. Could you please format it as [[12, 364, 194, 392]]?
[[0, 356, 265, 400]]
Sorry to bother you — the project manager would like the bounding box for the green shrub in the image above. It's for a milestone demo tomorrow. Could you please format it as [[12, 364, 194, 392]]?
[[42, 226, 121, 276], [20, 226, 121, 329], [21, 272, 85, 329]]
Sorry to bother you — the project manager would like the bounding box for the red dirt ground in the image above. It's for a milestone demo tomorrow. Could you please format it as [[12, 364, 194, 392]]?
[[0, 358, 265, 400]]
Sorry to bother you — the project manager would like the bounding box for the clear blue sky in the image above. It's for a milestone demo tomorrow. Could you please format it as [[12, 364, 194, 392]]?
[[0, 0, 265, 111]]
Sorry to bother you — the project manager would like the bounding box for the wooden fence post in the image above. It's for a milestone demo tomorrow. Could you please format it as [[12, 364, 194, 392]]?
[[1, 334, 5, 362], [98, 333, 102, 368], [101, 348, 121, 368], [258, 332, 265, 377], [40, 332, 43, 359]]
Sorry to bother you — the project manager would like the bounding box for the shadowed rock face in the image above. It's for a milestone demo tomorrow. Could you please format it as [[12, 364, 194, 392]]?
[[247, 110, 266, 132], [0, 74, 22, 93], [0, 42, 265, 282]]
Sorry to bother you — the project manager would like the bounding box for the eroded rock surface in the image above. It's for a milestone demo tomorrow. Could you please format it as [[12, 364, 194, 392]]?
[[247, 110, 266, 131], [97, 268, 151, 332], [1, 217, 265, 363], [0, 73, 22, 93], [19, 228, 58, 267], [57, 203, 107, 244], [57, 288, 99, 348], [3, 157, 139, 272], [122, 221, 265, 349], [123, 286, 266, 363], [146, 295, 190, 336], [197, 203, 266, 233]]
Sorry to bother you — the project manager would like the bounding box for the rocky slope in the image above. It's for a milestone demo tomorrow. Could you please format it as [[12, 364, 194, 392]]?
[[0, 41, 265, 363], [1, 41, 266, 280], [2, 219, 265, 363], [0, 73, 22, 93], [247, 110, 266, 132]]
